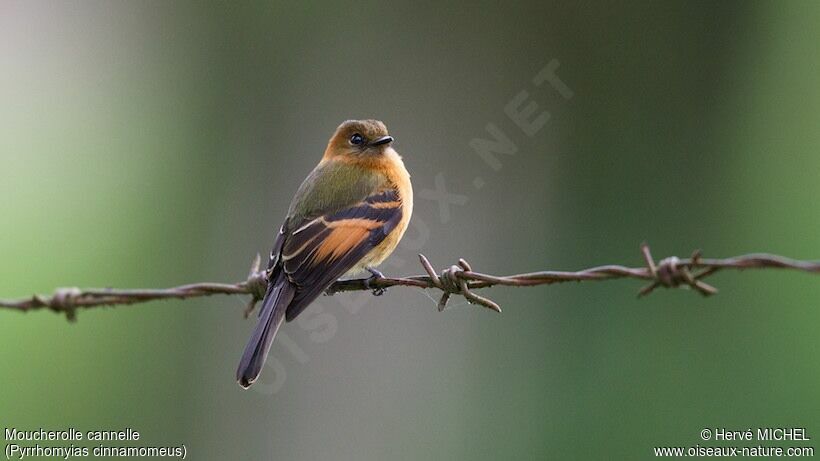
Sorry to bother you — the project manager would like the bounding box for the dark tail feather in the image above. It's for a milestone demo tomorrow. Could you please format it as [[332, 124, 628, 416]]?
[[236, 273, 295, 388]]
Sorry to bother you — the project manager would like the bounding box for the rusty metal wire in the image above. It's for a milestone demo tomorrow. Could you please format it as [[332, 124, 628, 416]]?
[[1, 244, 818, 321]]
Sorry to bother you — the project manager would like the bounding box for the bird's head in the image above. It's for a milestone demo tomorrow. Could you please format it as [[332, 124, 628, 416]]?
[[324, 119, 394, 160]]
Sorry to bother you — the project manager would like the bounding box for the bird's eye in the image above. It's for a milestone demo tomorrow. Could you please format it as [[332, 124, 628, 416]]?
[[350, 133, 364, 145]]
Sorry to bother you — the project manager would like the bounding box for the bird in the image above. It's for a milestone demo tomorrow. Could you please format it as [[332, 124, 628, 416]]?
[[236, 119, 413, 388]]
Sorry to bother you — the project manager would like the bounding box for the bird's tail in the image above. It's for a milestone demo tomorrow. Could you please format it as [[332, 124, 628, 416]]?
[[236, 272, 295, 388]]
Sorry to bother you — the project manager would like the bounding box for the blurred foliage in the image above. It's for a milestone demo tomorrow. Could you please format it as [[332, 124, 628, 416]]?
[[1, 1, 818, 459]]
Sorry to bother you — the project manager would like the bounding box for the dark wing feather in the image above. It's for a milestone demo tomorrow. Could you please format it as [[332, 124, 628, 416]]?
[[266, 226, 286, 272], [236, 188, 401, 387], [279, 188, 403, 322]]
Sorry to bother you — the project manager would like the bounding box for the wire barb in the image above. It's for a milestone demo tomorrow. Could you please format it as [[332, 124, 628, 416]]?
[[639, 246, 720, 297], [242, 254, 267, 318], [1, 243, 818, 320]]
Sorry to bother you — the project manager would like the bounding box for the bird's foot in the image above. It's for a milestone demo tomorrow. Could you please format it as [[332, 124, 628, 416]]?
[[364, 267, 387, 296]]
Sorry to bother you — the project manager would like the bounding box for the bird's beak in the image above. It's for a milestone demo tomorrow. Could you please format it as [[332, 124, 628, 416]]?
[[370, 135, 394, 147]]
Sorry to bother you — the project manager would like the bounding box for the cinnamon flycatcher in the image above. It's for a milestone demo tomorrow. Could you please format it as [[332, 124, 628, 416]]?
[[237, 119, 413, 388]]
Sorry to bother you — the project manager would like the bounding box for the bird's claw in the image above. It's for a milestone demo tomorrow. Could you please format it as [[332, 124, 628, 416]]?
[[364, 267, 387, 296]]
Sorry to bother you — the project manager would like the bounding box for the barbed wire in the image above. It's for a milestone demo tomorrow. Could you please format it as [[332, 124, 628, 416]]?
[[1, 244, 818, 321]]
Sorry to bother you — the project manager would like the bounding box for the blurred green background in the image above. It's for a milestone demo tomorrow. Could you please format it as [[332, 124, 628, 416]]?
[[2, 1, 819, 459]]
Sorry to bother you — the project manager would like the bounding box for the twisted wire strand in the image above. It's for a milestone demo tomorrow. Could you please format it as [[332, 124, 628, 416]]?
[[1, 244, 818, 320]]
